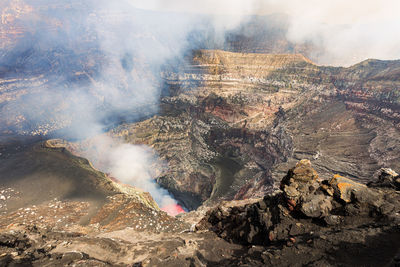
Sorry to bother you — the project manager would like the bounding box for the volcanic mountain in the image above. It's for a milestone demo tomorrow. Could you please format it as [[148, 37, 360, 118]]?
[[1, 49, 399, 265], [0, 1, 400, 266]]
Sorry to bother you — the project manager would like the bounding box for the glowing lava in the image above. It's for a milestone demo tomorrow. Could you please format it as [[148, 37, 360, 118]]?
[[161, 204, 185, 216]]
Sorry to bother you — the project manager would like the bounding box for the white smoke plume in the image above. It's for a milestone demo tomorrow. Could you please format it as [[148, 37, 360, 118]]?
[[0, 0, 205, 211], [78, 134, 177, 210], [129, 0, 400, 66], [107, 144, 177, 207], [2, 0, 399, 212]]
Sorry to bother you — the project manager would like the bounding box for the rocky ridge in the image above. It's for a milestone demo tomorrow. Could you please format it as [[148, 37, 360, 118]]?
[[0, 159, 399, 266], [196, 160, 400, 266]]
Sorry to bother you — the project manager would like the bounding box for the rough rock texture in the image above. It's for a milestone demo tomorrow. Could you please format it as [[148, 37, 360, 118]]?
[[2, 4, 400, 209], [368, 168, 400, 190], [1, 159, 399, 266], [0, 138, 186, 234], [197, 160, 400, 266], [2, 49, 400, 211], [0, 225, 247, 267], [280, 159, 332, 217], [109, 109, 292, 210], [103, 50, 400, 209]]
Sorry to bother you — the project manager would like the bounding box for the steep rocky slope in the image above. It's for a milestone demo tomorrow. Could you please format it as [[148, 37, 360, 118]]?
[[0, 137, 184, 233], [0, 159, 399, 266], [1, 49, 399, 210], [105, 50, 400, 209]]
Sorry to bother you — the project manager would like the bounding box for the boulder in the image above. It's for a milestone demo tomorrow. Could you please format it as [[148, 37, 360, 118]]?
[[280, 159, 320, 203], [281, 159, 332, 218], [300, 194, 332, 218], [368, 168, 400, 190], [283, 159, 318, 183], [329, 174, 367, 203], [329, 174, 385, 216]]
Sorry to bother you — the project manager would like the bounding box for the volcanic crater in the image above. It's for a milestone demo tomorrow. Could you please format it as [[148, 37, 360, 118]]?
[[0, 1, 400, 266]]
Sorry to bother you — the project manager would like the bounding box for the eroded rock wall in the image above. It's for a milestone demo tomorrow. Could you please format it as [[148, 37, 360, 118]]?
[[112, 50, 400, 208]]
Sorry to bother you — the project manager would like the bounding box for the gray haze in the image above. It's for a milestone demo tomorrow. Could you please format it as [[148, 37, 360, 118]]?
[[130, 0, 400, 66], [1, 0, 399, 209]]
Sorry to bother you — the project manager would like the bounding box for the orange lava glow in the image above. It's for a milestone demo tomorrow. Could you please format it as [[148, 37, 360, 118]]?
[[161, 204, 185, 216]]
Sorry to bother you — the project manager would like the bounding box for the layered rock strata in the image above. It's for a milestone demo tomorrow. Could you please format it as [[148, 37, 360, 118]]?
[[1, 48, 400, 209], [110, 50, 400, 208]]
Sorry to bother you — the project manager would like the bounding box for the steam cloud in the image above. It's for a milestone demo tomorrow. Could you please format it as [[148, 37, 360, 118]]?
[[108, 144, 171, 205], [130, 0, 400, 66], [78, 135, 178, 211], [1, 0, 399, 212], [106, 142, 185, 215], [0, 0, 206, 211], [1, 0, 252, 211]]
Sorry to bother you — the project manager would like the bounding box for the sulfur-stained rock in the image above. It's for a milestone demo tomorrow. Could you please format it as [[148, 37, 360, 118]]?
[[329, 174, 368, 203]]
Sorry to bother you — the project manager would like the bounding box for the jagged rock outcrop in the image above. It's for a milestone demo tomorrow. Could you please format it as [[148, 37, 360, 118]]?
[[1, 156, 399, 266], [280, 159, 332, 218], [196, 160, 400, 266], [368, 168, 400, 190]]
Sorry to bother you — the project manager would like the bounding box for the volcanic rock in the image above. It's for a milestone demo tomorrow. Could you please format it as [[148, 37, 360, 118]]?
[[280, 159, 332, 217], [0, 156, 399, 266], [1, 3, 400, 266], [103, 49, 400, 210], [197, 160, 400, 265], [329, 174, 368, 203], [2, 48, 400, 209], [368, 168, 400, 190], [282, 159, 319, 183]]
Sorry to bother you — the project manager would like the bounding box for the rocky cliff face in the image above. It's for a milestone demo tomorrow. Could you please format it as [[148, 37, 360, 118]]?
[[1, 3, 399, 266], [104, 50, 400, 210], [1, 48, 399, 210]]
